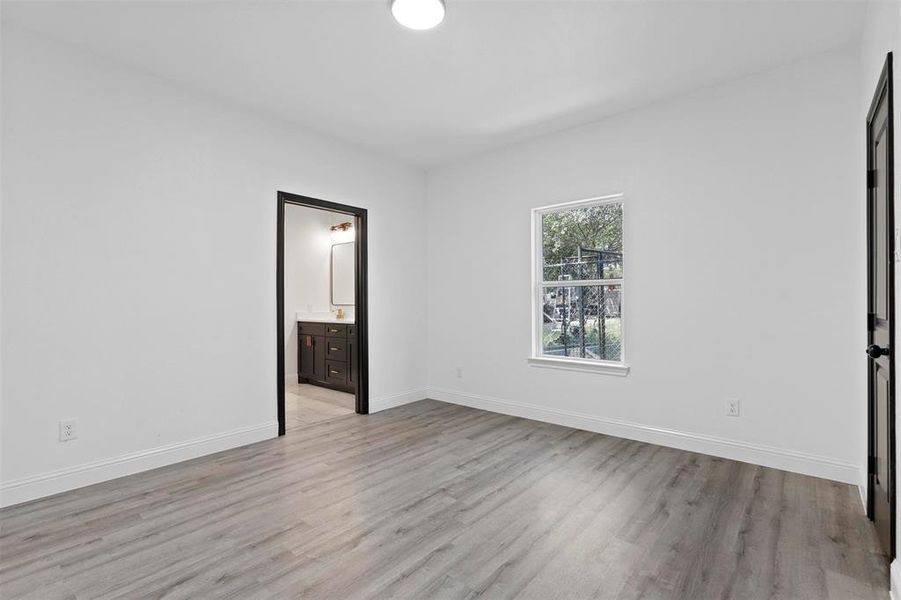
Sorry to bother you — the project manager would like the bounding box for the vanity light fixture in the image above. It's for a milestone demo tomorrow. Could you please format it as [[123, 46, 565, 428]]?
[[390, 0, 445, 30], [330, 221, 355, 243]]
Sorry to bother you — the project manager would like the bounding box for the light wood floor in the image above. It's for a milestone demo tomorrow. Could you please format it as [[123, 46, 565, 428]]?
[[286, 382, 355, 425], [0, 399, 889, 599]]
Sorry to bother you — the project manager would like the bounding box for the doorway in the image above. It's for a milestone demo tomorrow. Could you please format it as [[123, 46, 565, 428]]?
[[277, 191, 369, 436], [867, 52, 895, 560]]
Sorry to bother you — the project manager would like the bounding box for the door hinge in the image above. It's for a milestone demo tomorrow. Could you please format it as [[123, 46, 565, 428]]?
[[869, 455, 877, 474], [868, 169, 878, 189]]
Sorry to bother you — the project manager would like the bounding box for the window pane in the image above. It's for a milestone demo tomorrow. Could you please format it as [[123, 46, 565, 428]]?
[[542, 202, 622, 281], [541, 284, 622, 361]]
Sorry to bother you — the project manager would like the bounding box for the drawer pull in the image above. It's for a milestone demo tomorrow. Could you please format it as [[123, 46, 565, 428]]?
[[330, 369, 341, 375], [330, 347, 339, 351]]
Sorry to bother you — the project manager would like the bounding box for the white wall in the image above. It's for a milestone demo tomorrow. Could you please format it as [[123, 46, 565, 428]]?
[[283, 205, 352, 379], [426, 49, 864, 484], [0, 17, 883, 509], [858, 0, 901, 590], [0, 27, 428, 506]]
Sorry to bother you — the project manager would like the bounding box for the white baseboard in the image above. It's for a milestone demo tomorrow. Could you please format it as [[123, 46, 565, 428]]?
[[369, 388, 427, 413], [286, 372, 298, 383], [859, 466, 870, 514], [0, 421, 278, 508], [891, 559, 900, 600], [428, 388, 860, 485]]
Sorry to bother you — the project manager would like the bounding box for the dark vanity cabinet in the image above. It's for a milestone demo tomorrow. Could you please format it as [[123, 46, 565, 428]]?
[[298, 321, 355, 394]]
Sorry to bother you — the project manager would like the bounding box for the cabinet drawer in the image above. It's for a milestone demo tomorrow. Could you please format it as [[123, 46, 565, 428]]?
[[326, 339, 347, 362], [325, 323, 347, 338], [297, 321, 326, 336], [326, 361, 348, 385]]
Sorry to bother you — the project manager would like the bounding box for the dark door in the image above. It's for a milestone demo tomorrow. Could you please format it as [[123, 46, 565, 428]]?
[[348, 326, 356, 387], [867, 52, 895, 560]]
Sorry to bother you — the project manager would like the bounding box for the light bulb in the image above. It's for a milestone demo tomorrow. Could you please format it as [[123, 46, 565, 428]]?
[[390, 0, 445, 31]]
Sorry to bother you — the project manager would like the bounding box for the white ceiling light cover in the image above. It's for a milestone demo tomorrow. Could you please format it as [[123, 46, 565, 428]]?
[[391, 0, 445, 30]]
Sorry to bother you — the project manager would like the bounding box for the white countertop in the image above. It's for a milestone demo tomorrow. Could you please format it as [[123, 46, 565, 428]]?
[[295, 312, 355, 325]]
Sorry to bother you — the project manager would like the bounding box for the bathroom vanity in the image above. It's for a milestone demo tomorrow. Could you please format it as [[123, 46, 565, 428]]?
[[297, 317, 356, 394], [293, 225, 356, 395]]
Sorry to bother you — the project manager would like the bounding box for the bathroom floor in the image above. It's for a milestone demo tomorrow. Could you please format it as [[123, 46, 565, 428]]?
[[285, 381, 355, 427]]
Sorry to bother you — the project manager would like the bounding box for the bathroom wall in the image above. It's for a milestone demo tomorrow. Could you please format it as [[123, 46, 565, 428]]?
[[284, 204, 354, 380]]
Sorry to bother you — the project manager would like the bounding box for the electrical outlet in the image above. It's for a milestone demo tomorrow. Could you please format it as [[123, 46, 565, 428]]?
[[455, 367, 463, 379], [726, 399, 740, 417], [59, 419, 78, 441]]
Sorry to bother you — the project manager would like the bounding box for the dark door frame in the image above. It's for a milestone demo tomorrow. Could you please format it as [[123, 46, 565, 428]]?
[[277, 191, 369, 435], [866, 52, 895, 560]]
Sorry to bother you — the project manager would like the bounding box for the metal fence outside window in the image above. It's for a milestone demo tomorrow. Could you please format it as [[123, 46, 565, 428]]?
[[542, 249, 623, 361]]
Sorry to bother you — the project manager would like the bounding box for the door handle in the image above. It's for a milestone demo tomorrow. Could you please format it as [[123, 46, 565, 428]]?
[[867, 344, 890, 358]]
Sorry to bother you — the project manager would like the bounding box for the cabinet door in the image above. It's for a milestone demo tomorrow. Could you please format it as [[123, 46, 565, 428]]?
[[299, 334, 327, 382], [313, 336, 326, 381], [299, 333, 315, 379]]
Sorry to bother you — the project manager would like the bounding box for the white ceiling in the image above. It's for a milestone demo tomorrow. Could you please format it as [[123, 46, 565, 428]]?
[[3, 1, 866, 167]]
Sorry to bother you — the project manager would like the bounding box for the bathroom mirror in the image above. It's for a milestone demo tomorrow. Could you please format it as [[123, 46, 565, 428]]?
[[330, 241, 355, 306]]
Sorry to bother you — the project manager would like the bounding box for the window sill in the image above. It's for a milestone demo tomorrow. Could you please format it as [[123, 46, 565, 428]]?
[[527, 356, 630, 376]]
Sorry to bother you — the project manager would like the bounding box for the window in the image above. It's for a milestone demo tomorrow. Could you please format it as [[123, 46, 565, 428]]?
[[530, 195, 628, 375]]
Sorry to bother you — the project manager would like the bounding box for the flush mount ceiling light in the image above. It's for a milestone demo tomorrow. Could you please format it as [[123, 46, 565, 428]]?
[[390, 0, 445, 30]]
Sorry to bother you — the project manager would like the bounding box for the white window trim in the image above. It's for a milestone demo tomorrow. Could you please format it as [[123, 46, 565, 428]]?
[[529, 193, 629, 376]]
